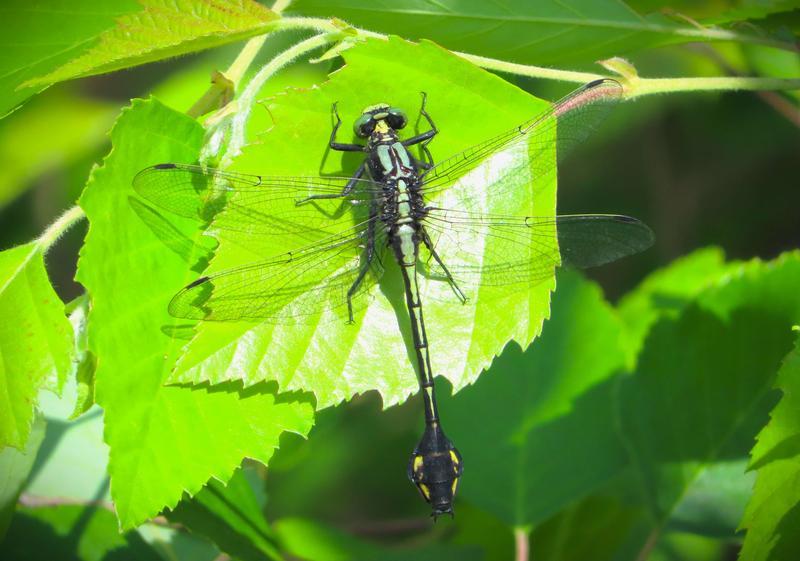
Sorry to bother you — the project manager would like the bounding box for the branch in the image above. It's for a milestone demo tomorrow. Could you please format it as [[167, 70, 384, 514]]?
[[36, 205, 86, 254]]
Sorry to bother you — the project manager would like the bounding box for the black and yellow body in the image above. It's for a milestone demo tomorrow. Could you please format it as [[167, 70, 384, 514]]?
[[326, 98, 464, 516], [408, 422, 463, 517]]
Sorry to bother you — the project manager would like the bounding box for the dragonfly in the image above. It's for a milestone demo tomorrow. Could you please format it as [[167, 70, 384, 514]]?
[[133, 78, 654, 518]]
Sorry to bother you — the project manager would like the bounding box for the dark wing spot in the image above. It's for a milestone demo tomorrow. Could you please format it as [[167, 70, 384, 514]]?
[[186, 276, 210, 289], [153, 163, 177, 170]]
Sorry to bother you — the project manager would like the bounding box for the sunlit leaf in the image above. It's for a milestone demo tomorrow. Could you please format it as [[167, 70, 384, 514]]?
[[76, 98, 314, 529], [22, 0, 278, 89], [0, 242, 73, 449], [169, 37, 557, 410]]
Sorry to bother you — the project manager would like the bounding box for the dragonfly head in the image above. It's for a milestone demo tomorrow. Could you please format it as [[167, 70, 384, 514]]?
[[407, 423, 463, 519], [354, 104, 408, 138]]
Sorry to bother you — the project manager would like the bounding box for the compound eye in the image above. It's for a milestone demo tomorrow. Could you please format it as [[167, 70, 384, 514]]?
[[353, 113, 374, 138], [387, 108, 407, 130]]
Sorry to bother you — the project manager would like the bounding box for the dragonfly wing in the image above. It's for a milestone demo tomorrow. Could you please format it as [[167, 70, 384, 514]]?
[[420, 79, 622, 207], [169, 220, 387, 323], [132, 163, 382, 240], [555, 214, 655, 268], [421, 212, 653, 298]]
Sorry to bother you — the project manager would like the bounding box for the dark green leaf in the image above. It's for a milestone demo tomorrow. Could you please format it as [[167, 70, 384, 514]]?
[[166, 467, 281, 561], [440, 270, 629, 525], [273, 517, 484, 561], [288, 0, 792, 66], [740, 336, 800, 561]]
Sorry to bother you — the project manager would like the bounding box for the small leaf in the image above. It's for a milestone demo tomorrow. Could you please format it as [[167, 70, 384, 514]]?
[[740, 337, 800, 561], [76, 98, 314, 529], [0, 242, 73, 449], [22, 0, 278, 89]]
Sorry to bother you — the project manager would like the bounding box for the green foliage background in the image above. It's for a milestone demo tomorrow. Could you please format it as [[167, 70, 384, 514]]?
[[0, 1, 799, 561]]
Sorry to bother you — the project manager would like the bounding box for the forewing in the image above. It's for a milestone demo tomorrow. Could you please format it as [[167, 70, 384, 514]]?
[[132, 163, 382, 241], [169, 219, 387, 324]]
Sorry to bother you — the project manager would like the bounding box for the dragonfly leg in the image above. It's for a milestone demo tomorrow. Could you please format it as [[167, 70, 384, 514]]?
[[421, 229, 467, 304], [330, 102, 365, 152], [296, 161, 366, 207], [403, 92, 438, 167], [346, 211, 378, 323]]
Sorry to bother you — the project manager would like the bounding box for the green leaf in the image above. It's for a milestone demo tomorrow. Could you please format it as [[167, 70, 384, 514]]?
[[0, 416, 44, 538], [76, 98, 314, 529], [287, 0, 791, 66], [166, 467, 281, 561], [440, 251, 800, 541], [170, 37, 556, 410], [740, 337, 800, 561], [617, 247, 737, 359], [0, 242, 73, 449], [22, 0, 278, 90], [0, 0, 140, 118], [439, 270, 628, 526]]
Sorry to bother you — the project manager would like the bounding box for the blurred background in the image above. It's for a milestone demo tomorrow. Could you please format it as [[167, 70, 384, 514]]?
[[1, 20, 798, 561]]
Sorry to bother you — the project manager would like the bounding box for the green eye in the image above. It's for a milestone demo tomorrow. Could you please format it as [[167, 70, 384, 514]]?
[[353, 113, 373, 137]]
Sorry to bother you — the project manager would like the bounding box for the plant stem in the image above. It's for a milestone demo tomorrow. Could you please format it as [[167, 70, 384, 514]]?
[[514, 527, 530, 561], [223, 32, 334, 163], [457, 52, 603, 84], [625, 75, 800, 99], [187, 34, 271, 118], [36, 205, 86, 254]]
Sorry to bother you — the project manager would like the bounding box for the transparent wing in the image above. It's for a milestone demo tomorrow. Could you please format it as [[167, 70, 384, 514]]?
[[133, 163, 383, 240], [421, 211, 653, 297], [420, 79, 623, 207], [169, 218, 388, 323]]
